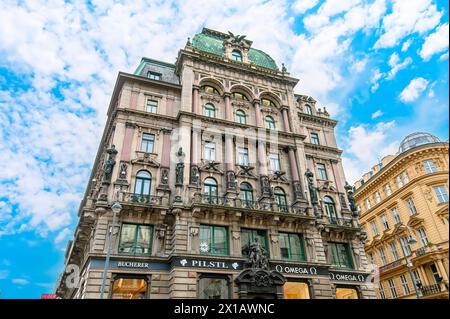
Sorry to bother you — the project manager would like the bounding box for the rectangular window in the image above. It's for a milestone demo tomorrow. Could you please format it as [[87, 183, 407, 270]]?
[[335, 287, 359, 299], [379, 247, 387, 265], [317, 163, 328, 180], [430, 264, 441, 284], [118, 224, 153, 255], [400, 274, 410, 295], [204, 142, 216, 161], [146, 99, 158, 113], [279, 233, 306, 261], [140, 133, 155, 153], [329, 242, 353, 269], [434, 185, 449, 203], [400, 236, 412, 255], [241, 228, 268, 257], [389, 242, 399, 261], [416, 228, 428, 247], [381, 215, 389, 230], [198, 275, 230, 299], [365, 198, 371, 210], [269, 153, 281, 172], [412, 270, 421, 285], [368, 252, 375, 264], [402, 171, 409, 184], [395, 175, 403, 188], [379, 282, 386, 299], [238, 148, 249, 166], [384, 184, 392, 196], [370, 220, 379, 236], [112, 277, 148, 299], [391, 207, 401, 224], [406, 198, 417, 215], [423, 160, 437, 173], [374, 191, 382, 204], [147, 71, 161, 80], [310, 132, 320, 145], [387, 279, 398, 298], [199, 225, 228, 256]]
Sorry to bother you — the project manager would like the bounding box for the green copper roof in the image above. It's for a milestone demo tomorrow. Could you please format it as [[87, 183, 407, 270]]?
[[191, 30, 278, 71]]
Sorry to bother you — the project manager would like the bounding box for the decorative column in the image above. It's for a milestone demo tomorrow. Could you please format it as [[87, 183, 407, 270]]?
[[280, 106, 291, 132], [257, 140, 271, 198], [129, 88, 139, 109], [115, 123, 135, 193], [157, 129, 171, 191], [225, 133, 237, 193], [224, 92, 232, 121], [253, 99, 263, 127], [286, 146, 305, 202], [192, 85, 200, 114], [189, 128, 200, 186]]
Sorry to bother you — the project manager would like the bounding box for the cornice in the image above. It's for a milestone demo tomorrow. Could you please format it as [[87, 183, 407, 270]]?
[[298, 112, 338, 127], [304, 142, 343, 155]]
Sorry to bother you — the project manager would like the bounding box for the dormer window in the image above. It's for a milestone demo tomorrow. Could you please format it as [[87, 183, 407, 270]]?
[[232, 50, 243, 62], [305, 104, 313, 115], [147, 71, 161, 80]]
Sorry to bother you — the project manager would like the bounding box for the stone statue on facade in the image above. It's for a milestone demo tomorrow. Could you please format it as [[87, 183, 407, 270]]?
[[345, 182, 359, 217], [175, 147, 185, 186], [103, 145, 118, 182], [247, 237, 269, 270]]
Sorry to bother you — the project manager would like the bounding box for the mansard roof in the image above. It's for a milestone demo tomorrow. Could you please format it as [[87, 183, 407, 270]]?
[[191, 28, 278, 71], [134, 57, 180, 85]]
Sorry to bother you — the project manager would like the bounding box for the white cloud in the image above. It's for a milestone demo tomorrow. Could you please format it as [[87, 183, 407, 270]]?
[[439, 52, 449, 61], [370, 68, 384, 92], [342, 121, 398, 183], [399, 77, 429, 102], [12, 278, 30, 285], [54, 228, 71, 245], [419, 23, 449, 61], [374, 0, 443, 49], [371, 110, 383, 119], [401, 39, 412, 52], [292, 0, 319, 14], [386, 52, 412, 80]]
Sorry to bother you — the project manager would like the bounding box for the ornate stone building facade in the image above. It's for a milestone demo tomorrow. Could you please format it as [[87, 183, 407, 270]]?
[[354, 133, 449, 299], [55, 28, 375, 299]]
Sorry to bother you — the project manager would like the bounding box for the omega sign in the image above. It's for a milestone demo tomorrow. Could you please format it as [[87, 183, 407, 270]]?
[[329, 271, 368, 282], [272, 263, 328, 276]]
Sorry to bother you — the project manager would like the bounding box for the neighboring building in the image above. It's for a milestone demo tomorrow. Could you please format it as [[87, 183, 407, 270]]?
[[354, 132, 449, 299], [55, 28, 375, 299]]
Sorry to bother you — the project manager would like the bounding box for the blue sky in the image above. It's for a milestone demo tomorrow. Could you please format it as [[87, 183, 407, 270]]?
[[0, 0, 448, 298]]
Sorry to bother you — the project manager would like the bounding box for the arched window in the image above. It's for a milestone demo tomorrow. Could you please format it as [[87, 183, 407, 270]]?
[[201, 85, 220, 95], [240, 182, 254, 208], [235, 109, 247, 124], [232, 50, 243, 62], [323, 196, 337, 224], [232, 92, 249, 101], [204, 177, 218, 204], [133, 171, 152, 202], [265, 116, 276, 129], [305, 104, 313, 115], [274, 187, 287, 212], [261, 98, 276, 108], [204, 103, 216, 118]]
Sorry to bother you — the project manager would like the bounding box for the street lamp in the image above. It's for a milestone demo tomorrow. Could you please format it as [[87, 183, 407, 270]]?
[[99, 200, 122, 299], [396, 224, 420, 299]]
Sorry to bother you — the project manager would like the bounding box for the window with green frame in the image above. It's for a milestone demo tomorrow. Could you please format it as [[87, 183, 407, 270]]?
[[235, 109, 247, 124], [279, 233, 306, 261], [199, 225, 229, 256], [328, 242, 353, 269], [239, 182, 254, 207], [274, 187, 288, 212], [204, 103, 216, 118], [265, 116, 276, 129], [118, 223, 153, 255], [241, 228, 269, 257]]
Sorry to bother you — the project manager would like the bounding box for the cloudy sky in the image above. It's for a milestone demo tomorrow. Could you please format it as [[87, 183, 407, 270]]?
[[0, 0, 448, 298]]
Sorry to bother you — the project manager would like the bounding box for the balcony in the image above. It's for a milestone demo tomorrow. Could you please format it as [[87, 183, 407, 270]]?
[[120, 192, 164, 206], [415, 246, 429, 256], [324, 216, 354, 227], [191, 194, 309, 216], [421, 283, 449, 297]]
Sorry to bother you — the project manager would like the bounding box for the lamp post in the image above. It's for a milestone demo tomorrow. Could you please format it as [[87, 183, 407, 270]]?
[[99, 200, 122, 299], [396, 224, 420, 299]]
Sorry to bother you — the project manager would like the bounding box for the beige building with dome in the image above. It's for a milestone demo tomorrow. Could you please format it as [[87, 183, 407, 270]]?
[[354, 132, 449, 299]]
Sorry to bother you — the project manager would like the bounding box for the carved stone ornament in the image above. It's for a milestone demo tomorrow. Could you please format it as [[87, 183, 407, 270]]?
[[190, 165, 200, 185], [345, 182, 359, 217], [246, 237, 269, 270], [190, 227, 199, 237], [260, 176, 272, 197], [200, 160, 223, 174], [236, 165, 258, 179], [269, 171, 289, 183], [118, 161, 128, 180], [292, 181, 304, 200], [226, 170, 237, 190], [175, 162, 184, 186]]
